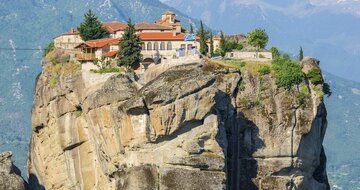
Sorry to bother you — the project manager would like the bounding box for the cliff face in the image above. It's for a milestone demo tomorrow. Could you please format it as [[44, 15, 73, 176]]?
[[0, 152, 28, 190], [28, 59, 329, 190]]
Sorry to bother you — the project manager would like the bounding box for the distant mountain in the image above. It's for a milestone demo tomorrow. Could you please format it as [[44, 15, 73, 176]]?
[[323, 72, 360, 189], [160, 0, 360, 83], [0, 0, 197, 176]]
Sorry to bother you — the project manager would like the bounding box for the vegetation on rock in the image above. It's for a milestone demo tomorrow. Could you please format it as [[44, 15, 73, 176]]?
[[272, 55, 304, 89], [258, 65, 271, 75], [323, 83, 332, 97], [43, 41, 54, 57], [78, 9, 109, 41], [90, 67, 122, 74], [306, 67, 323, 85]]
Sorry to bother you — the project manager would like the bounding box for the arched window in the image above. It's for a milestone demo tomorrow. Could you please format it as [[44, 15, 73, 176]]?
[[154, 42, 159, 50], [160, 42, 165, 50], [141, 43, 145, 50], [147, 42, 152, 50], [167, 42, 172, 50]]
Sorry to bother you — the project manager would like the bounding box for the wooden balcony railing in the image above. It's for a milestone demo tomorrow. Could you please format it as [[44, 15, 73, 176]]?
[[76, 53, 96, 60]]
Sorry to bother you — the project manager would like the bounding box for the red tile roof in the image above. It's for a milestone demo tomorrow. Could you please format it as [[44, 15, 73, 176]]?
[[138, 32, 186, 41], [61, 28, 79, 35], [102, 21, 128, 33], [135, 22, 172, 30], [103, 50, 118, 57], [75, 38, 119, 48]]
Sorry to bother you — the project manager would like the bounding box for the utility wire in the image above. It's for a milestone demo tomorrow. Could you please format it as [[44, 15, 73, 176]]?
[[0, 47, 76, 51]]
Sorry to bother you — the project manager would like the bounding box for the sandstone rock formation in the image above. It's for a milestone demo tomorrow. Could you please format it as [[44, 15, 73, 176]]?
[[28, 59, 329, 190], [0, 151, 28, 190]]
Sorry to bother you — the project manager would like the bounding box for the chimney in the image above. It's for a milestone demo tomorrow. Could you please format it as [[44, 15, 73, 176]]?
[[71, 27, 75, 33], [172, 28, 176, 36]]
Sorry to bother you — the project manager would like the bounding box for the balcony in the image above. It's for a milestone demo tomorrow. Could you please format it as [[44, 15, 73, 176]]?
[[76, 53, 96, 60]]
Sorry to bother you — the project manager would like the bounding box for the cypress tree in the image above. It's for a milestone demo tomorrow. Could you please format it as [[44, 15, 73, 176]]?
[[299, 46, 304, 61], [199, 20, 208, 55], [189, 24, 194, 34], [117, 18, 143, 69], [209, 32, 214, 57], [78, 10, 108, 41], [219, 31, 226, 57]]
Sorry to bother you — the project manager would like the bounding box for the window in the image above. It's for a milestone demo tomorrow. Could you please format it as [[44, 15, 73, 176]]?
[[68, 38, 70, 43], [154, 42, 159, 50], [181, 44, 186, 49], [160, 42, 165, 50], [141, 43, 145, 50], [167, 42, 172, 50], [147, 42, 152, 50], [187, 44, 192, 50]]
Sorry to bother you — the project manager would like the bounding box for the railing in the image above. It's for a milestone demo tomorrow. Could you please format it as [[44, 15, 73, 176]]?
[[76, 53, 96, 60]]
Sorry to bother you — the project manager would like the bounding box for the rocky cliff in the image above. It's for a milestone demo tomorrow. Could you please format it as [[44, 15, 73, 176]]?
[[0, 151, 28, 190], [27, 58, 329, 190]]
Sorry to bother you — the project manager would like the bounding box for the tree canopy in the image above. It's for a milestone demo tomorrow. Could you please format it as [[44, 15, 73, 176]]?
[[269, 46, 280, 59], [299, 46, 304, 61], [78, 10, 108, 41], [218, 32, 243, 57], [117, 18, 143, 69], [219, 31, 226, 57], [247, 28, 269, 50], [189, 24, 194, 34], [209, 32, 214, 57], [199, 20, 208, 55]]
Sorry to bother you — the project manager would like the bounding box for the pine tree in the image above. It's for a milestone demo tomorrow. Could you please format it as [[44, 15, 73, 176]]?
[[299, 46, 304, 61], [117, 18, 143, 69], [189, 24, 194, 34], [209, 32, 214, 57], [199, 20, 208, 55], [78, 10, 108, 41], [219, 31, 226, 57]]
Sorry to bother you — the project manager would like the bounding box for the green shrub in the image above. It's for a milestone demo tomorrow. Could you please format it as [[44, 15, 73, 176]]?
[[239, 61, 246, 68], [313, 85, 324, 97], [259, 54, 265, 58], [90, 67, 121, 74], [297, 84, 309, 106], [272, 56, 304, 89], [269, 46, 280, 59], [43, 41, 54, 57], [60, 54, 70, 63], [238, 80, 245, 91], [49, 75, 58, 87], [323, 82, 332, 97], [258, 65, 271, 75], [74, 105, 82, 118], [306, 68, 323, 85]]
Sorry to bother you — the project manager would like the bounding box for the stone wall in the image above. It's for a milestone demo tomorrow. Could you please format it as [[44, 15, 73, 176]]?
[[226, 51, 273, 60]]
